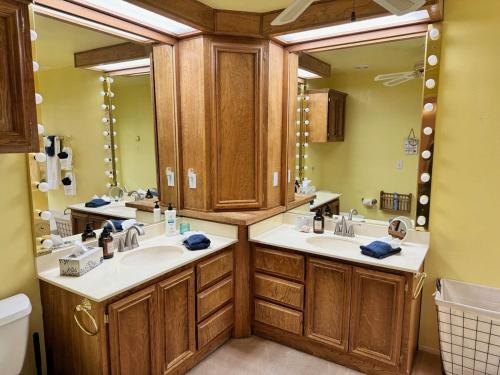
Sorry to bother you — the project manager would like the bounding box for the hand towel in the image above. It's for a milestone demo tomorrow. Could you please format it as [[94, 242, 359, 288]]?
[[61, 172, 76, 196], [85, 198, 111, 208], [105, 219, 137, 232], [46, 136, 61, 190], [360, 241, 401, 259], [183, 234, 211, 250], [59, 147, 73, 170]]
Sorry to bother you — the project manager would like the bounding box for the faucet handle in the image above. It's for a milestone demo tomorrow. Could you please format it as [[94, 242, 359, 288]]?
[[117, 238, 126, 252], [347, 225, 355, 237], [130, 233, 140, 249], [334, 221, 342, 235]]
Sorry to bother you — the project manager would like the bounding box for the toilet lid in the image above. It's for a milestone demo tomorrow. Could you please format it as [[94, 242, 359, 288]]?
[[0, 294, 32, 327]]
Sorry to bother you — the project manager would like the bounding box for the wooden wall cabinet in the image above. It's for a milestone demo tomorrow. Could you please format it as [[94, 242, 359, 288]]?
[[178, 36, 284, 211], [0, 0, 38, 153], [308, 89, 347, 143]]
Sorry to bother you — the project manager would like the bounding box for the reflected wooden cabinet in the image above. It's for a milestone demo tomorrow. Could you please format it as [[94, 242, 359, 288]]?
[[308, 89, 347, 143], [349, 267, 405, 367], [70, 209, 119, 235], [178, 36, 284, 211], [0, 0, 38, 153]]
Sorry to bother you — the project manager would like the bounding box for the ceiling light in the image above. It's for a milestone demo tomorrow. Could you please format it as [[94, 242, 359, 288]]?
[[32, 4, 149, 43], [87, 58, 151, 72], [72, 0, 197, 36], [277, 10, 430, 43], [298, 68, 321, 79]]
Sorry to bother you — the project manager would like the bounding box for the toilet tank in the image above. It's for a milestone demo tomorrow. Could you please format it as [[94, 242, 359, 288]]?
[[0, 294, 32, 375]]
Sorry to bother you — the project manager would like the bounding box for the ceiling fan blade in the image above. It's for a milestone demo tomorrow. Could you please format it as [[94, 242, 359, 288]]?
[[383, 75, 415, 86], [372, 0, 425, 16], [374, 71, 414, 81], [271, 0, 316, 26]]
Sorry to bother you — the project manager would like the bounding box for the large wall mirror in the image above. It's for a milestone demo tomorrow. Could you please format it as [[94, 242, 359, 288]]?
[[29, 9, 165, 254], [291, 25, 441, 229]]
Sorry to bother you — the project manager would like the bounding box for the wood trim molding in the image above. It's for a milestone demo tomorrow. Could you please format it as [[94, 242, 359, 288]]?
[[74, 42, 151, 68], [214, 10, 262, 38], [298, 52, 330, 77]]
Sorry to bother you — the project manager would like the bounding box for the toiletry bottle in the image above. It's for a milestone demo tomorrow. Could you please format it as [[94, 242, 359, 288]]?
[[81, 223, 96, 242], [153, 201, 161, 222], [313, 209, 325, 234], [98, 227, 114, 259], [165, 203, 177, 236], [393, 193, 399, 211]]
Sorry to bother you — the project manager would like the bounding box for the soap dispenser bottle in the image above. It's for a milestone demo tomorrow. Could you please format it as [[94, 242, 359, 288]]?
[[165, 203, 177, 236], [153, 201, 161, 222], [98, 227, 114, 259], [313, 209, 325, 234], [81, 223, 96, 242]]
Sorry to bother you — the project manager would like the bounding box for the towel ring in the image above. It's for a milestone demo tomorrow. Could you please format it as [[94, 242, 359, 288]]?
[[413, 272, 427, 299], [73, 298, 99, 336]]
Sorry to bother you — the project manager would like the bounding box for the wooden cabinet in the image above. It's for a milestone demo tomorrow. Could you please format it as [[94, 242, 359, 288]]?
[[108, 286, 158, 375], [349, 267, 405, 367], [177, 36, 284, 211], [0, 0, 38, 153], [158, 270, 196, 374], [305, 258, 351, 351], [70, 209, 126, 235], [308, 89, 347, 143]]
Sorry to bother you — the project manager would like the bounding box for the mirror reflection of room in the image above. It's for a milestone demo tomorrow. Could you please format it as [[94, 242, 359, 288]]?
[[296, 37, 425, 223], [31, 13, 159, 241]]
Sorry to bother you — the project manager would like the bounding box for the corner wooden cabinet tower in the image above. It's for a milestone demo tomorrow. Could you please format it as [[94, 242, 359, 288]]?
[[178, 36, 285, 211], [308, 88, 347, 143]]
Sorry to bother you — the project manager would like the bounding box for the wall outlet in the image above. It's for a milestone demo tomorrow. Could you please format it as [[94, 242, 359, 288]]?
[[396, 160, 404, 170]]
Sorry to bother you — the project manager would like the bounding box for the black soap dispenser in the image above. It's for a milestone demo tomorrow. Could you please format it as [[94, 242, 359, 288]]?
[[313, 209, 325, 234], [81, 223, 96, 242]]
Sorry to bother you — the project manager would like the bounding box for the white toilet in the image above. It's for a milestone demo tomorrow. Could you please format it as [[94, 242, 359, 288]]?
[[0, 294, 32, 375]]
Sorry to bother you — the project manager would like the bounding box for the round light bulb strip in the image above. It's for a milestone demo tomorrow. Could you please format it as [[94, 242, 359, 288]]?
[[100, 75, 119, 188], [295, 83, 310, 180]]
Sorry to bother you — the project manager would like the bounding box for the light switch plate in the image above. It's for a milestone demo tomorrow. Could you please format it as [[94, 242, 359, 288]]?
[[273, 171, 279, 187], [166, 168, 175, 187], [396, 160, 404, 170], [188, 170, 197, 189]]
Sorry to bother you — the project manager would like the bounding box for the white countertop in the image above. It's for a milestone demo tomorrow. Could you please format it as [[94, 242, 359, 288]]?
[[310, 191, 341, 210], [37, 229, 237, 302], [250, 223, 429, 274], [68, 201, 137, 219]]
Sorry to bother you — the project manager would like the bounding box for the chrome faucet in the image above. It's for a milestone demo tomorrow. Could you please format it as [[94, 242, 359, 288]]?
[[348, 208, 359, 221], [334, 209, 358, 238], [127, 190, 144, 201], [118, 225, 145, 252]]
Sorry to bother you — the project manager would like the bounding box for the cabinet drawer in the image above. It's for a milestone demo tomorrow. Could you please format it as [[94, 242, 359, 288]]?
[[196, 250, 233, 291], [254, 247, 304, 282], [254, 273, 304, 310], [197, 276, 233, 322], [197, 303, 234, 349], [254, 299, 303, 335]]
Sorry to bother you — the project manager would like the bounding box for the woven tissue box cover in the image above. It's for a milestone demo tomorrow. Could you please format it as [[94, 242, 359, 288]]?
[[59, 247, 103, 277]]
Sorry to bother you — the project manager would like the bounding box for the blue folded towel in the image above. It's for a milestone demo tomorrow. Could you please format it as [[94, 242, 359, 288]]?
[[85, 198, 111, 208], [105, 220, 124, 232], [183, 234, 211, 250], [360, 241, 401, 259]]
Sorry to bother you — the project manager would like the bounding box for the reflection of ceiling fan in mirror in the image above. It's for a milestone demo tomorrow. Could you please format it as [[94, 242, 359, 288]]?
[[271, 0, 426, 25], [374, 62, 424, 87]]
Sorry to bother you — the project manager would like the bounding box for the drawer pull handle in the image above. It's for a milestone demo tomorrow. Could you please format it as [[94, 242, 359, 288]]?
[[73, 298, 99, 336], [413, 272, 427, 299]]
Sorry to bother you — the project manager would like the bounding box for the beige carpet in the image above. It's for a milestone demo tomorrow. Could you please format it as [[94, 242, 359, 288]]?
[[188, 336, 442, 375]]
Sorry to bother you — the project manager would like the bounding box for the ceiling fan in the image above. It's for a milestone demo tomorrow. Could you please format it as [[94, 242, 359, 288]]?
[[374, 62, 424, 87], [271, 0, 426, 26]]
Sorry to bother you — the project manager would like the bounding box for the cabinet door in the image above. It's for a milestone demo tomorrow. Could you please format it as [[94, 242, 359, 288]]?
[[349, 267, 405, 367], [158, 269, 196, 374], [88, 214, 108, 230], [211, 42, 264, 210], [327, 90, 346, 142], [108, 286, 158, 375], [0, 0, 37, 153], [71, 211, 89, 235], [305, 258, 351, 351]]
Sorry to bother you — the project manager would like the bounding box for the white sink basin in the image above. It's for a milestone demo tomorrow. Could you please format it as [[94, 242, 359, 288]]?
[[306, 236, 360, 251], [120, 245, 184, 267]]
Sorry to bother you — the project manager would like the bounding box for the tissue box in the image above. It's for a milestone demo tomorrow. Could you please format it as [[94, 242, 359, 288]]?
[[59, 247, 104, 277]]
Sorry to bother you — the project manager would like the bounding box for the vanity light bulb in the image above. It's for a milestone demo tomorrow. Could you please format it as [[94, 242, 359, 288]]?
[[39, 210, 52, 221], [417, 216, 427, 226], [115, 157, 118, 162], [103, 131, 110, 136], [304, 108, 310, 113], [304, 120, 310, 125], [35, 93, 43, 105], [33, 61, 39, 72], [37, 124, 45, 135], [296, 154, 300, 158], [113, 131, 117, 136], [304, 143, 309, 147], [423, 127, 433, 135], [41, 239, 53, 249], [427, 55, 438, 66], [112, 118, 117, 124], [114, 144, 118, 149], [101, 104, 108, 110], [419, 195, 429, 205], [305, 96, 310, 101], [304, 132, 309, 137], [296, 120, 301, 125], [104, 157, 112, 163], [421, 173, 431, 183], [100, 91, 106, 97], [422, 150, 432, 159], [30, 30, 38, 41], [104, 144, 110, 150], [37, 182, 49, 193], [296, 143, 300, 147], [297, 96, 301, 101], [107, 77, 114, 84], [109, 92, 115, 98], [102, 117, 109, 124], [99, 76, 106, 82], [34, 153, 46, 162], [304, 166, 308, 170], [429, 28, 440, 41], [297, 108, 301, 113], [111, 105, 116, 110], [106, 183, 112, 188], [296, 132, 301, 136], [423, 103, 434, 112], [304, 154, 308, 159], [425, 79, 436, 89]]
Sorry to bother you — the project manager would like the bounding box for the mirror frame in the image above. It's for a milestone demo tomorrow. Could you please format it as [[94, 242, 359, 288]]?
[[283, 23, 443, 230]]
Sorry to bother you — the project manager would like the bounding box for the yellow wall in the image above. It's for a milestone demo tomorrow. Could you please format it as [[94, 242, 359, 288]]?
[[306, 71, 421, 220], [38, 67, 108, 211], [112, 75, 157, 192], [419, 0, 500, 351], [0, 155, 45, 374]]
